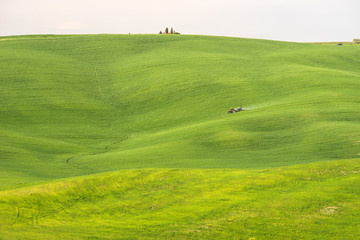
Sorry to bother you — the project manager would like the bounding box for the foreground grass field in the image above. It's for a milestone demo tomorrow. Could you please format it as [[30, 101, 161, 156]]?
[[0, 34, 359, 239], [1, 159, 360, 239]]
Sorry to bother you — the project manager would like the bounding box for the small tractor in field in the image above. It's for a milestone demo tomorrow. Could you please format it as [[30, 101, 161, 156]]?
[[227, 106, 243, 114]]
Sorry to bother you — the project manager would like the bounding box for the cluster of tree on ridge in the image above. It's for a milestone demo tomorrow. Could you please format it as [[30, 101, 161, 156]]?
[[159, 27, 180, 34], [353, 39, 360, 44]]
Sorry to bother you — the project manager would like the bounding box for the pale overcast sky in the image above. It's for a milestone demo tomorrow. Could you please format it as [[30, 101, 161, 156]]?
[[0, 0, 359, 42]]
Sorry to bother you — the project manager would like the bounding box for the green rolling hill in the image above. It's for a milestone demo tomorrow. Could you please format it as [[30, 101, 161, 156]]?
[[0, 34, 359, 239]]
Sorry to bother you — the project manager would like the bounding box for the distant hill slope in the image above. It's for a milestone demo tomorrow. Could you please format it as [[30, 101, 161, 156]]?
[[0, 35, 359, 188]]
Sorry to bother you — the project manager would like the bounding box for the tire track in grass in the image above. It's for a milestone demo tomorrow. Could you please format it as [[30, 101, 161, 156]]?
[[66, 66, 129, 165], [66, 135, 128, 164], [93, 66, 105, 100]]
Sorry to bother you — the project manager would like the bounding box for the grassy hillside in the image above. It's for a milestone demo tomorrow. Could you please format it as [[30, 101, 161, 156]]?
[[1, 159, 360, 239], [0, 34, 360, 239], [0, 34, 359, 189]]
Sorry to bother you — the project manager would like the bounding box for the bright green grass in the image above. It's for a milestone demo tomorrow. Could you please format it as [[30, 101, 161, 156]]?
[[0, 35, 360, 239], [0, 34, 359, 188], [0, 159, 359, 239]]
